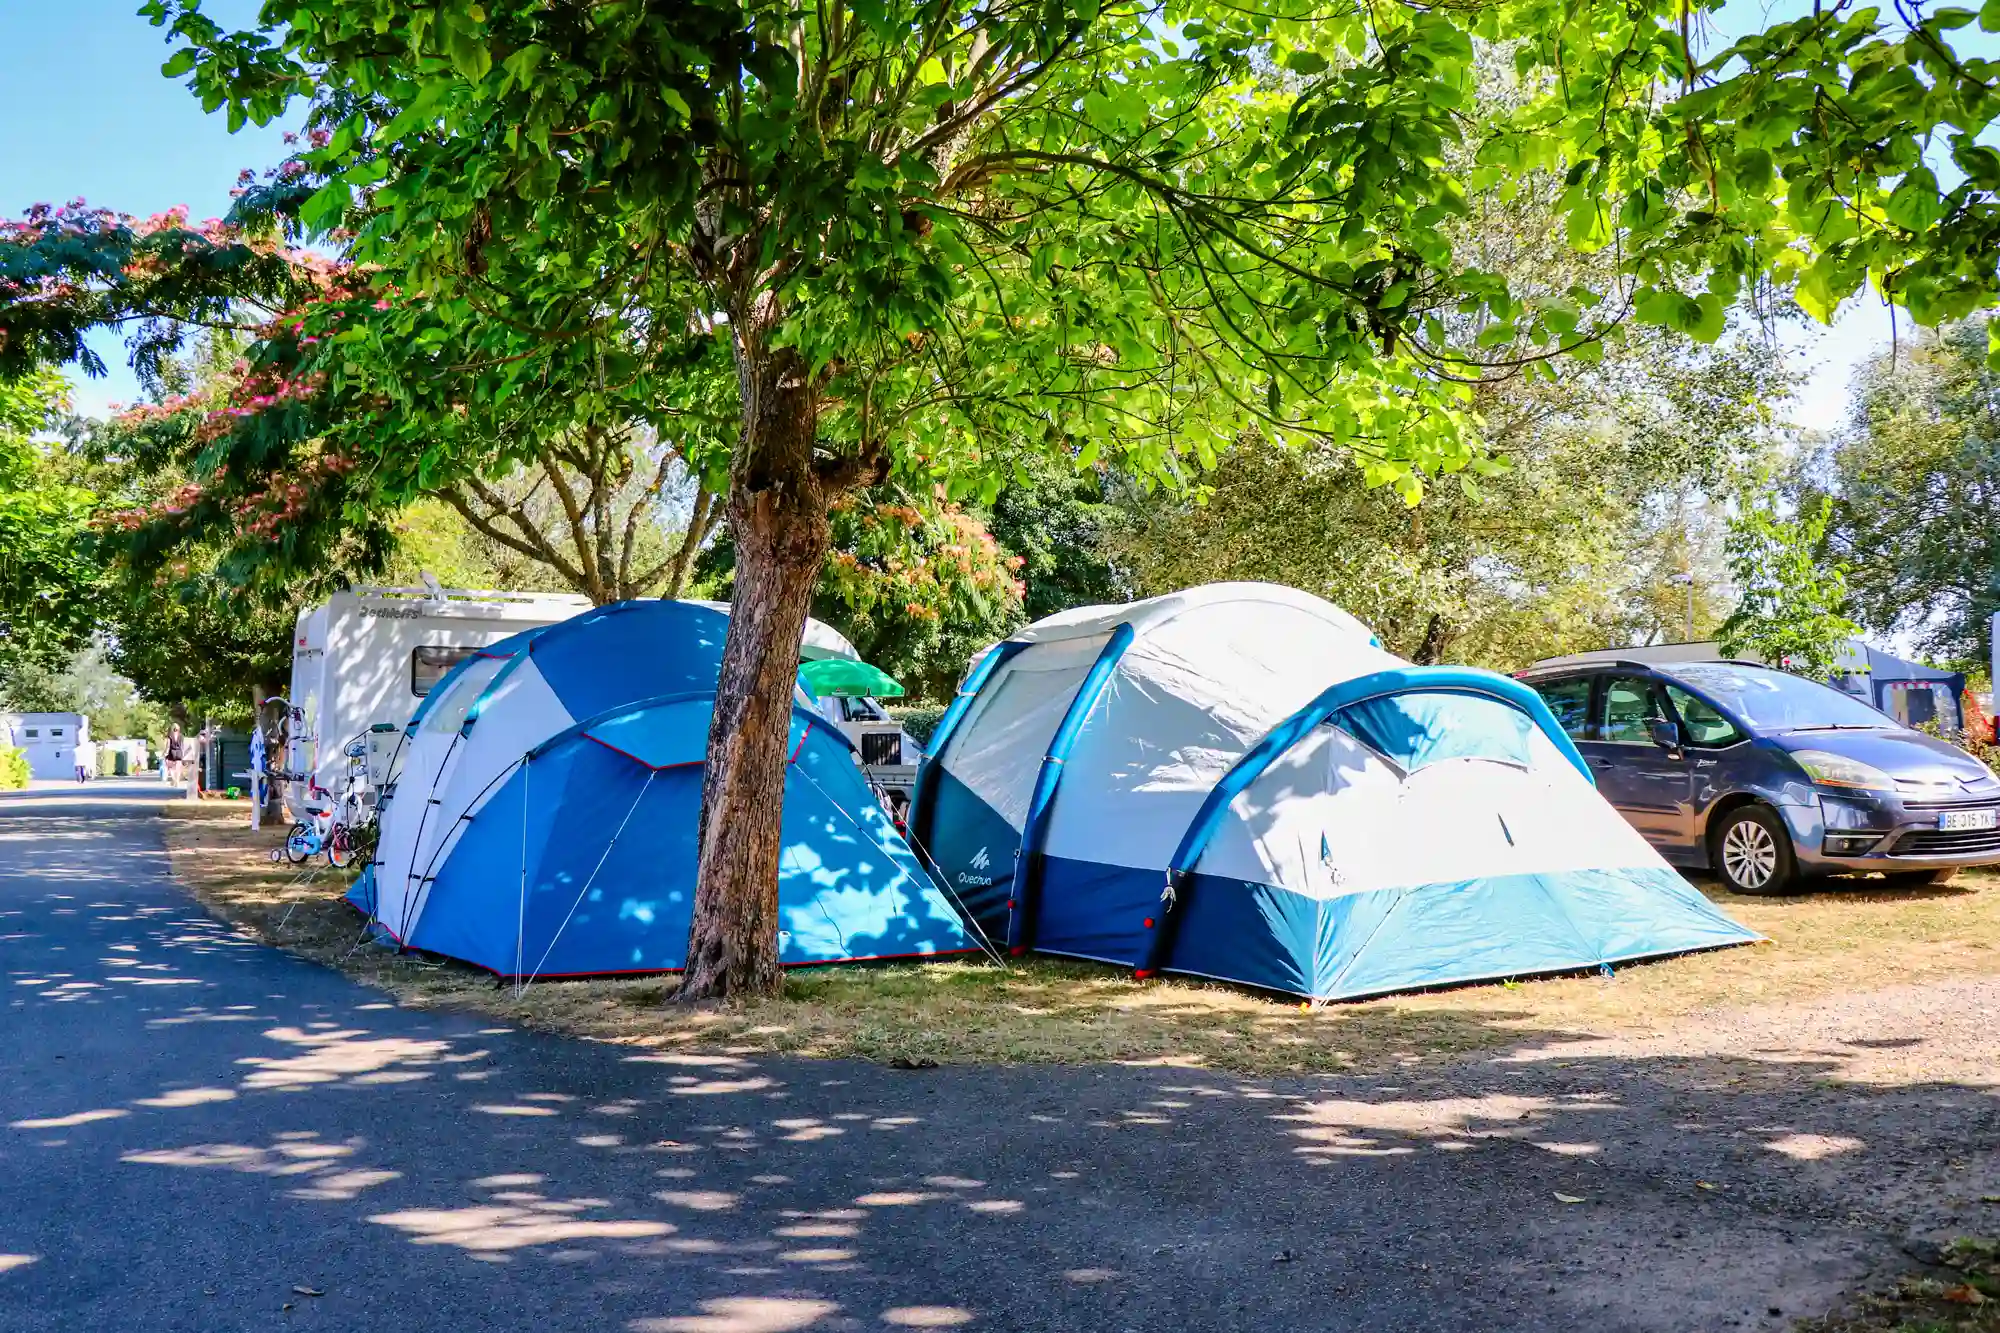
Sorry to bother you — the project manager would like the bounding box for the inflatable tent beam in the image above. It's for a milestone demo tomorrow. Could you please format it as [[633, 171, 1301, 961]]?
[[906, 640, 1031, 860], [1136, 666, 1591, 980], [1008, 624, 1136, 955]]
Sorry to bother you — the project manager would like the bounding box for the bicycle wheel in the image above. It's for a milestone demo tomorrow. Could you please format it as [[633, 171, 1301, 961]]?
[[284, 822, 314, 864], [327, 827, 354, 870]]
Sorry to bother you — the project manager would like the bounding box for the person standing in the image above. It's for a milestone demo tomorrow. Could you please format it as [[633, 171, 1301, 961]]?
[[164, 724, 185, 786], [74, 739, 94, 784]]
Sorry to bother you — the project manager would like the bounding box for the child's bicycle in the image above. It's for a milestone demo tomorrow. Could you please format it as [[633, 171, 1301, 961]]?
[[274, 741, 376, 869]]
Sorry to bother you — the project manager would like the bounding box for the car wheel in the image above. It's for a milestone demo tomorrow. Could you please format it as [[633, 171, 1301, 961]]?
[[1712, 805, 1798, 895]]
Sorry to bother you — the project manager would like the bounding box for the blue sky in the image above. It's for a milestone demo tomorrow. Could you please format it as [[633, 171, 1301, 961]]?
[[0, 0, 1912, 430], [0, 1, 295, 416]]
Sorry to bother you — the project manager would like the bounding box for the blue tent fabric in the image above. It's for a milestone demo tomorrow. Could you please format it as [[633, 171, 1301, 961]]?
[[1338, 691, 1537, 772], [920, 640, 1759, 1001], [1851, 645, 1966, 729], [1020, 856, 1753, 1001], [357, 665, 975, 977], [524, 601, 733, 720], [372, 696, 974, 976], [917, 765, 1025, 942], [1862, 644, 1962, 686]]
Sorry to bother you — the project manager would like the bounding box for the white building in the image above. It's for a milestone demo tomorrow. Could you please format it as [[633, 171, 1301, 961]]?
[[1, 712, 91, 780]]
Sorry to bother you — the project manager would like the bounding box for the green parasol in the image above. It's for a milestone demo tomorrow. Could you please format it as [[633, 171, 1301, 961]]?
[[798, 658, 906, 699]]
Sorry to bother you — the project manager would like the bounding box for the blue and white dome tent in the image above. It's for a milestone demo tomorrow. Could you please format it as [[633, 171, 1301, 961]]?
[[357, 599, 974, 978], [909, 582, 1756, 1001]]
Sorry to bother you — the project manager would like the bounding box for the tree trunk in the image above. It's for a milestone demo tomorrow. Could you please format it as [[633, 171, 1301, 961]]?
[[678, 340, 831, 1002], [1413, 612, 1450, 665]]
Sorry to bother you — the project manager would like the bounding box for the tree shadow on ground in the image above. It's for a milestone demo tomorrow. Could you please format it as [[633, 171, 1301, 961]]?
[[3, 797, 1998, 1333]]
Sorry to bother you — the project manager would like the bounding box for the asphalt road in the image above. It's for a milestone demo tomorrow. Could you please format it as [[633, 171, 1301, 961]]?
[[1, 786, 1987, 1332]]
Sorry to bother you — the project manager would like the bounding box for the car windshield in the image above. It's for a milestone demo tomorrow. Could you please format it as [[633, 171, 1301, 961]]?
[[1663, 664, 1893, 732]]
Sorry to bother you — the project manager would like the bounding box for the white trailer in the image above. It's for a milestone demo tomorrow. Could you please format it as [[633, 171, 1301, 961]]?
[[284, 584, 591, 800]]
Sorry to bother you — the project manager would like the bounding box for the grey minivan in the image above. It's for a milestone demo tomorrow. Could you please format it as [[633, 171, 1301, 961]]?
[[1519, 659, 2000, 894]]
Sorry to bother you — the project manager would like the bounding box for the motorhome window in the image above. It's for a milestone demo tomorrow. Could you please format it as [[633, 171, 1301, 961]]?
[[47, 728, 62, 738], [23, 728, 37, 739], [411, 645, 480, 697], [423, 654, 509, 734]]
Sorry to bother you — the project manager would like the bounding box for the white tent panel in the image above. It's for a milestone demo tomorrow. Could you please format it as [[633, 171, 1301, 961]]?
[[1011, 581, 1379, 649], [938, 634, 1107, 828], [372, 655, 511, 934], [1196, 724, 1669, 899], [1038, 596, 1402, 872], [376, 660, 574, 937], [408, 663, 572, 907]]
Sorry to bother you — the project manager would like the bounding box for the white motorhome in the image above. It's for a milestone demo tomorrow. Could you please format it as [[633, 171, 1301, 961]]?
[[285, 584, 591, 799]]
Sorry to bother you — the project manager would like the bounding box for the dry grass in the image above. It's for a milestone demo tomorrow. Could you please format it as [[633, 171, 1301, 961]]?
[[159, 800, 2000, 1075], [1799, 1237, 1999, 1333]]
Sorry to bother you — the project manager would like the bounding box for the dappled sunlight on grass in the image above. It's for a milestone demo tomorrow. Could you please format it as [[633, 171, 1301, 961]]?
[[160, 800, 2000, 1076]]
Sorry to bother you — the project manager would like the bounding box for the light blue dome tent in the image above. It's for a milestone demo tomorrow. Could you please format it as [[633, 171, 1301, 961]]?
[[910, 583, 1756, 1001], [356, 600, 974, 979]]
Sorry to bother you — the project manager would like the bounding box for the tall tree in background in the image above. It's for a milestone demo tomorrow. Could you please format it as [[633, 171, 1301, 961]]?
[[1718, 495, 1861, 676], [134, 0, 2000, 997], [1115, 326, 1784, 665], [988, 454, 1129, 623], [0, 370, 97, 695], [1817, 322, 2000, 668]]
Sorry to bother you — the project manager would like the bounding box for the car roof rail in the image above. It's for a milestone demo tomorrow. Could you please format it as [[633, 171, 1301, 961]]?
[[1519, 656, 1769, 677], [1517, 658, 1659, 675]]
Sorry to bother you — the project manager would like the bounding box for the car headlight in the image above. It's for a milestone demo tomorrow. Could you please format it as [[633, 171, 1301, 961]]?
[[1793, 749, 1895, 792]]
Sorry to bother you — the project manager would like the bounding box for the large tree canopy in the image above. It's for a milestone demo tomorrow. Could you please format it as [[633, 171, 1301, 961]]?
[[0, 371, 96, 680], [1816, 321, 2000, 668], [13, 0, 1996, 996]]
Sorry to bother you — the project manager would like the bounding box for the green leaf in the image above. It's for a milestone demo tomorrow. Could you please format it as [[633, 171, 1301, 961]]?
[[1886, 167, 1944, 232], [1283, 49, 1329, 75], [160, 49, 198, 78]]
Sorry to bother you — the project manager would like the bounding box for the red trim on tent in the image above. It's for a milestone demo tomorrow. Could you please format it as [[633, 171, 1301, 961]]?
[[485, 946, 984, 983], [582, 727, 812, 772], [345, 895, 980, 978], [344, 897, 407, 944], [582, 732, 705, 771]]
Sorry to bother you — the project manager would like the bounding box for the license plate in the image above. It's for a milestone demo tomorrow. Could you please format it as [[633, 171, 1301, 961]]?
[[1937, 808, 1999, 832]]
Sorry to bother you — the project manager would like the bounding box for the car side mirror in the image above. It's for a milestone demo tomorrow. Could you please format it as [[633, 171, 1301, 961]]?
[[1648, 718, 1683, 753]]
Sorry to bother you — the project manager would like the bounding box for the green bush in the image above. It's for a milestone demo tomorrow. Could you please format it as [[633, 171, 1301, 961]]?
[[0, 746, 29, 790], [96, 747, 118, 778], [885, 704, 947, 748]]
